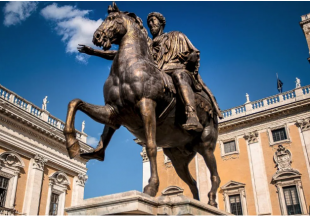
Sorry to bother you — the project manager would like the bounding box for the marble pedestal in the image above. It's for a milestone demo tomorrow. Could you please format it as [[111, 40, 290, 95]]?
[[65, 186, 231, 215]]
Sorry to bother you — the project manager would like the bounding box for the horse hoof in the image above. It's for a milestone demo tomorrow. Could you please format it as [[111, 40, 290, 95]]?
[[67, 140, 80, 159], [80, 151, 105, 161], [208, 200, 218, 208], [143, 185, 158, 197]]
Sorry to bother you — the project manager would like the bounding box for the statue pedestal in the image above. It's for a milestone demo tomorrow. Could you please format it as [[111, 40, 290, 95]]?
[[65, 188, 231, 215]]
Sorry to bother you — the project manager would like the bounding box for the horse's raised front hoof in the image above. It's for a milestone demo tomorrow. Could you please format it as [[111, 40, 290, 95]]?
[[80, 151, 105, 161], [143, 184, 158, 197], [66, 139, 80, 159]]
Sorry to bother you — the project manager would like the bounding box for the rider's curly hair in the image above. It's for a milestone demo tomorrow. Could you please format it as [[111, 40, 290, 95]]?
[[147, 12, 166, 29]]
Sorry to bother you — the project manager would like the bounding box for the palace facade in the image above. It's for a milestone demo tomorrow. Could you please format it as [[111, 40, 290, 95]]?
[[141, 81, 310, 215], [0, 84, 93, 215]]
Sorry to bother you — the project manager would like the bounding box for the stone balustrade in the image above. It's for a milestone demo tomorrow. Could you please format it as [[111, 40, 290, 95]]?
[[0, 84, 87, 142], [220, 85, 310, 123]]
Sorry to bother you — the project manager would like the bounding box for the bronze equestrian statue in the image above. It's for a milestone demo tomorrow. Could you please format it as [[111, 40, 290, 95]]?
[[63, 2, 222, 207]]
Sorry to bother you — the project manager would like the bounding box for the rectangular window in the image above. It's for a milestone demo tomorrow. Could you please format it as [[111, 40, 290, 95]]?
[[272, 128, 287, 142], [224, 140, 236, 154], [229, 194, 243, 215], [48, 193, 59, 215], [0, 176, 9, 207], [283, 186, 302, 215]]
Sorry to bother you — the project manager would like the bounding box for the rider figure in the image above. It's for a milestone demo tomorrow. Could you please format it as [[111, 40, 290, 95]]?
[[147, 12, 204, 132]]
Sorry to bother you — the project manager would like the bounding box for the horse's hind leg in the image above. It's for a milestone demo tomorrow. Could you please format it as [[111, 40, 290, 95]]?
[[196, 123, 220, 207], [163, 147, 199, 200], [64, 99, 119, 159]]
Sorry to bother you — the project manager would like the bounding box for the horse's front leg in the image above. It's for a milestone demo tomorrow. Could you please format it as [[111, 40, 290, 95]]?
[[80, 125, 116, 161], [138, 98, 159, 197], [63, 99, 120, 159]]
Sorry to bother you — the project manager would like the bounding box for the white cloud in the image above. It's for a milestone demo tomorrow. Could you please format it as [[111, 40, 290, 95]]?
[[3, 1, 38, 27], [40, 3, 90, 20], [87, 135, 99, 147], [75, 54, 88, 64], [40, 3, 103, 63]]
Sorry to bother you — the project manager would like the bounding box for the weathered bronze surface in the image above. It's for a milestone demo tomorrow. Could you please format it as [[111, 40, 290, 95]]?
[[64, 2, 222, 207]]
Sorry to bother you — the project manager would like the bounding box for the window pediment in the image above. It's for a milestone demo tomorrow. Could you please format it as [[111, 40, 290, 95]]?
[[49, 171, 70, 188], [221, 180, 245, 190], [0, 151, 25, 170], [272, 170, 301, 183]]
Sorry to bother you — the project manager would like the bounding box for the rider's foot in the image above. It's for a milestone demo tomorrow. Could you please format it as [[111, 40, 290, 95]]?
[[182, 111, 203, 132]]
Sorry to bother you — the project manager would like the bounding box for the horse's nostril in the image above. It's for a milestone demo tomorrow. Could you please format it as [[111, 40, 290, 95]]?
[[96, 33, 101, 38]]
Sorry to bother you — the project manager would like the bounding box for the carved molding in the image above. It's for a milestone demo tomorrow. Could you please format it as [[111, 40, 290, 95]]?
[[222, 154, 239, 161], [161, 186, 184, 196], [273, 145, 298, 174], [76, 173, 88, 186], [163, 153, 172, 168], [33, 154, 48, 171], [219, 98, 310, 134], [296, 118, 310, 131], [0, 151, 25, 170], [0, 102, 93, 154], [49, 171, 70, 187], [0, 114, 89, 175], [140, 147, 149, 162], [244, 130, 259, 144]]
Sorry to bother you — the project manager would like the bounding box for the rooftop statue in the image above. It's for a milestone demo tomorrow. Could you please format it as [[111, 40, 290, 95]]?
[[64, 2, 222, 207]]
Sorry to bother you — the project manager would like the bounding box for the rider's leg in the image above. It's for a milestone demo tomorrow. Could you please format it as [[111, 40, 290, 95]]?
[[172, 69, 203, 132]]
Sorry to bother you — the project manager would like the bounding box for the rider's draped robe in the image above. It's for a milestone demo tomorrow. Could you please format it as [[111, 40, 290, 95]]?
[[150, 31, 223, 118]]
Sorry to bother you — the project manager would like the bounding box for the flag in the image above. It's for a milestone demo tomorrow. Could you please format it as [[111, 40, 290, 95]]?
[[277, 75, 283, 93]]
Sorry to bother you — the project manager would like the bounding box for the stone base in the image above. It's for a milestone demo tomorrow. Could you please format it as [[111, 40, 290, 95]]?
[[66, 186, 231, 215]]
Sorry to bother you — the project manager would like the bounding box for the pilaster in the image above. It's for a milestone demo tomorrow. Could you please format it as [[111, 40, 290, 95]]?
[[22, 154, 48, 215], [244, 131, 272, 215], [296, 118, 310, 180], [140, 147, 150, 190], [71, 173, 88, 206]]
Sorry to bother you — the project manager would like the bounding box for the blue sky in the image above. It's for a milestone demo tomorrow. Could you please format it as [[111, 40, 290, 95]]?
[[1, 1, 310, 199]]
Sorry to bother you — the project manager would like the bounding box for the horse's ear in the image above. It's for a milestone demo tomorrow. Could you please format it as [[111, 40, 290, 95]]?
[[112, 2, 120, 12], [108, 2, 120, 14]]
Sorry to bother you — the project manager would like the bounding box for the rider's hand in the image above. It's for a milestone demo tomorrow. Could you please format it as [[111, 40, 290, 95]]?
[[186, 52, 199, 71], [187, 52, 198, 64], [77, 44, 94, 55]]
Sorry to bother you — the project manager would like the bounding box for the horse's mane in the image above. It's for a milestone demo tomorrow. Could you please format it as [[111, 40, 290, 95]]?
[[123, 12, 151, 46]]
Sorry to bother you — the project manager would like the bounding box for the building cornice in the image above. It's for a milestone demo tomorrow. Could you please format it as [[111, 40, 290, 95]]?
[[0, 99, 93, 154], [0, 104, 92, 175], [219, 98, 310, 134]]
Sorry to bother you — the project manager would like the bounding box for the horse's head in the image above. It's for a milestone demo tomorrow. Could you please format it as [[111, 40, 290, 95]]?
[[93, 2, 147, 51]]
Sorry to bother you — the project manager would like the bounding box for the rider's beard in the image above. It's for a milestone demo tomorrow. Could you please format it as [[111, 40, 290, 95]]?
[[150, 25, 160, 37]]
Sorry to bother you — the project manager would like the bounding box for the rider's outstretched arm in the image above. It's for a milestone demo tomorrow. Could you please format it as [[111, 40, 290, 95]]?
[[78, 44, 117, 60], [92, 49, 117, 60]]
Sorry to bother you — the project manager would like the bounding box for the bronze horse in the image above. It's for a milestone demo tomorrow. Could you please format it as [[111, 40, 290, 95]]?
[[63, 3, 220, 207]]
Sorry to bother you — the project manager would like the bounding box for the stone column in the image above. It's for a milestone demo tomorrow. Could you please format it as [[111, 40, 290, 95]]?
[[244, 131, 272, 215], [296, 118, 310, 180], [71, 173, 88, 206], [22, 154, 48, 215], [141, 147, 150, 190]]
